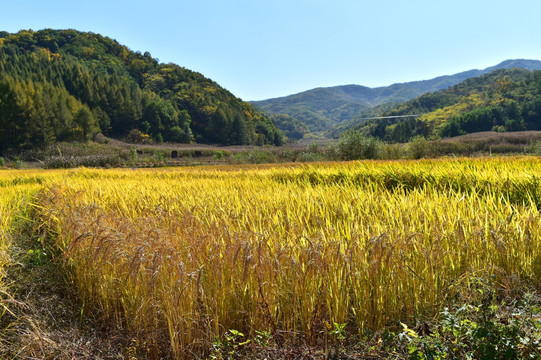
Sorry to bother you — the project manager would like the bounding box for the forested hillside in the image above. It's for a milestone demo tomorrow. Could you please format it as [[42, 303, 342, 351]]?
[[0, 29, 283, 153], [251, 85, 375, 132], [337, 68, 541, 142], [252, 59, 541, 134]]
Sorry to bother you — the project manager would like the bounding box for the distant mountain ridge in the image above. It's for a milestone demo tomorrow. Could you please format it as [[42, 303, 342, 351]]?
[[338, 68, 541, 142], [251, 59, 541, 133]]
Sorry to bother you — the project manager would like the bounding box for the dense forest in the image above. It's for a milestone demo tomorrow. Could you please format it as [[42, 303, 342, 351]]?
[[0, 29, 283, 153], [338, 68, 541, 142]]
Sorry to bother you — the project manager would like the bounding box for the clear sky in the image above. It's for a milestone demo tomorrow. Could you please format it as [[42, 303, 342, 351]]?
[[3, 0, 541, 100]]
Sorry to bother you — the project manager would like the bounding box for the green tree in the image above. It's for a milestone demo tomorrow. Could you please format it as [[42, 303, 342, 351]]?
[[73, 106, 98, 141]]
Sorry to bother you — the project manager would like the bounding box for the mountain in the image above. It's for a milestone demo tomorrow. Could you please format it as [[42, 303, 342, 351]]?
[[0, 29, 283, 154], [251, 59, 541, 133], [340, 68, 541, 142]]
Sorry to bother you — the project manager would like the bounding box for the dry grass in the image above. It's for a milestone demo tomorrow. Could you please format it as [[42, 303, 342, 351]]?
[[442, 130, 541, 144], [0, 173, 44, 315]]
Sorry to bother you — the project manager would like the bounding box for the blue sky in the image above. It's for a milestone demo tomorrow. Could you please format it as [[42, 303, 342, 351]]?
[[3, 0, 541, 100]]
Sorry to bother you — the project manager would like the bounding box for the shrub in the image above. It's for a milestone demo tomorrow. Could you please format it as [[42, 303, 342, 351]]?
[[408, 136, 429, 159], [307, 141, 320, 153], [398, 293, 541, 359], [380, 143, 403, 159], [336, 130, 382, 160], [93, 133, 109, 144], [247, 150, 278, 164], [529, 140, 541, 156], [211, 151, 223, 161], [13, 159, 24, 169], [126, 129, 153, 144]]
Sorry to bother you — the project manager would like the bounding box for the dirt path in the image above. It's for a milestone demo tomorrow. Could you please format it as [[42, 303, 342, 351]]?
[[0, 229, 134, 359]]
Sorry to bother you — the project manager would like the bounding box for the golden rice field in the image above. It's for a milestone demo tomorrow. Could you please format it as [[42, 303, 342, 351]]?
[[1, 157, 541, 358]]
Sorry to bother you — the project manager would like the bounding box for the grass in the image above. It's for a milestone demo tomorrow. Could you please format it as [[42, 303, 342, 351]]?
[[0, 158, 540, 358], [0, 173, 43, 302], [7, 129, 541, 170]]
